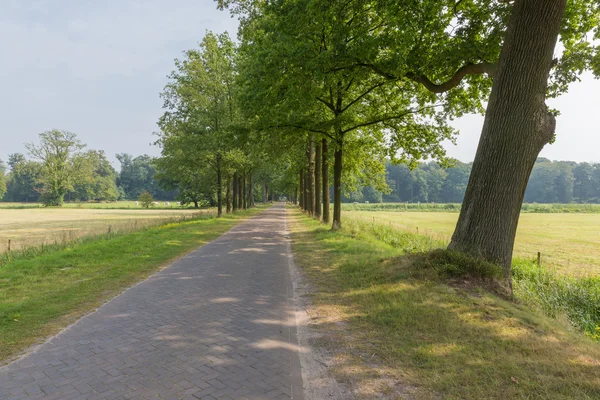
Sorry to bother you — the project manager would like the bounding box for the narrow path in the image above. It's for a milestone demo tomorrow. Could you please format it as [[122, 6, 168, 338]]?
[[0, 204, 304, 400]]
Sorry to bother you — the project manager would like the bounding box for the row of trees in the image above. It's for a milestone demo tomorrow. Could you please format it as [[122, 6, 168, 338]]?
[[355, 159, 600, 205], [0, 130, 176, 205], [157, 0, 598, 291]]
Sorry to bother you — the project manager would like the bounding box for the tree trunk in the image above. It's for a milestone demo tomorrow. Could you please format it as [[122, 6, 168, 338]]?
[[263, 182, 268, 204], [448, 0, 565, 289], [299, 168, 304, 209], [304, 172, 309, 212], [332, 140, 343, 229], [194, 200, 199, 209], [216, 153, 223, 217], [232, 172, 238, 212], [248, 173, 254, 207], [242, 175, 247, 209], [238, 175, 243, 211], [315, 139, 322, 219], [322, 138, 330, 223], [226, 174, 231, 213], [308, 135, 315, 215]]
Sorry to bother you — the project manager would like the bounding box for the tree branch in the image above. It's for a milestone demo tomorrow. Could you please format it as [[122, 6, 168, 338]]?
[[340, 104, 444, 134], [405, 62, 497, 93], [316, 96, 336, 113]]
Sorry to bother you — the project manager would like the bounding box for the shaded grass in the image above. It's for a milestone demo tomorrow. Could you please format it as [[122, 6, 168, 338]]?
[[289, 207, 600, 399], [0, 206, 265, 364]]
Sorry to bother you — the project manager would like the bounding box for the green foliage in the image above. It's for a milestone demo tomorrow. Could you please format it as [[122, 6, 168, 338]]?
[[116, 153, 176, 200], [138, 191, 154, 208], [0, 160, 6, 200], [157, 32, 242, 212], [25, 130, 87, 206], [4, 153, 41, 202]]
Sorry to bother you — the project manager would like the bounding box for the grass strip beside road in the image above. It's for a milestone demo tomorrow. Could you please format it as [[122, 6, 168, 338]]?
[[0, 206, 265, 365], [288, 207, 600, 399]]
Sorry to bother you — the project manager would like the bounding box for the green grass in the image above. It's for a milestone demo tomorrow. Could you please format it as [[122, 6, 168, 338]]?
[[0, 206, 265, 364], [289, 207, 600, 399]]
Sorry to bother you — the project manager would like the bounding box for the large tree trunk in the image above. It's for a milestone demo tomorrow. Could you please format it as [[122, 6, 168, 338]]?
[[322, 138, 330, 223], [226, 173, 231, 213], [448, 0, 565, 289], [315, 140, 321, 219], [216, 153, 223, 217], [332, 140, 343, 230], [299, 168, 304, 209], [232, 172, 238, 212], [308, 135, 315, 216]]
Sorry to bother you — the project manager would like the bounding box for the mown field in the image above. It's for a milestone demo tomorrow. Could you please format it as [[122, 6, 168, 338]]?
[[0, 206, 212, 254], [0, 200, 191, 209], [344, 209, 600, 277]]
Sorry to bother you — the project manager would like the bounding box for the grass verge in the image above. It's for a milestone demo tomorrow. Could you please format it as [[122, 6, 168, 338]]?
[[289, 207, 600, 399], [0, 206, 265, 365]]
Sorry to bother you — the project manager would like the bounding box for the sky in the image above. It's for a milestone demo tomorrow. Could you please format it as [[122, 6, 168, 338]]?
[[1, 0, 599, 170]]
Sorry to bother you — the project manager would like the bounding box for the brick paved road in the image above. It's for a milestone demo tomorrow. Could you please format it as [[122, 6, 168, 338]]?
[[0, 204, 304, 400]]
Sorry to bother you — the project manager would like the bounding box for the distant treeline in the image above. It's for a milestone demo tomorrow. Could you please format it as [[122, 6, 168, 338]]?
[[347, 158, 600, 204], [0, 151, 176, 203]]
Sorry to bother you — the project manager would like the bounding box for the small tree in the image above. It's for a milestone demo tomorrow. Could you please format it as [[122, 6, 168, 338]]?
[[138, 191, 154, 208]]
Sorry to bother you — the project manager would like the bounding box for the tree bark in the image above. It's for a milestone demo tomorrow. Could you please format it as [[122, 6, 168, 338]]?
[[322, 138, 330, 223], [448, 0, 565, 289], [332, 140, 343, 229], [194, 200, 199, 209], [299, 168, 304, 209], [242, 174, 247, 209], [216, 153, 223, 217], [304, 171, 309, 212], [248, 173, 254, 207], [315, 139, 322, 219], [226, 173, 231, 213], [263, 182, 267, 204], [308, 135, 315, 216], [238, 175, 243, 211], [232, 172, 238, 212]]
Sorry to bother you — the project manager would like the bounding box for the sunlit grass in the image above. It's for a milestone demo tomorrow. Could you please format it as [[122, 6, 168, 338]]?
[[0, 207, 213, 254], [289, 207, 600, 399]]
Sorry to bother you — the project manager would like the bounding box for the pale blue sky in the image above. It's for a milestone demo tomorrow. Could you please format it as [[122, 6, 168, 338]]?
[[1, 0, 598, 169]]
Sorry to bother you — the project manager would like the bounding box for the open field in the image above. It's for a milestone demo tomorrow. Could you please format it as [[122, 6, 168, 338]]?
[[344, 210, 600, 277], [0, 201, 192, 209], [342, 202, 600, 213], [0, 206, 264, 364], [0, 207, 213, 253], [289, 208, 600, 399]]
